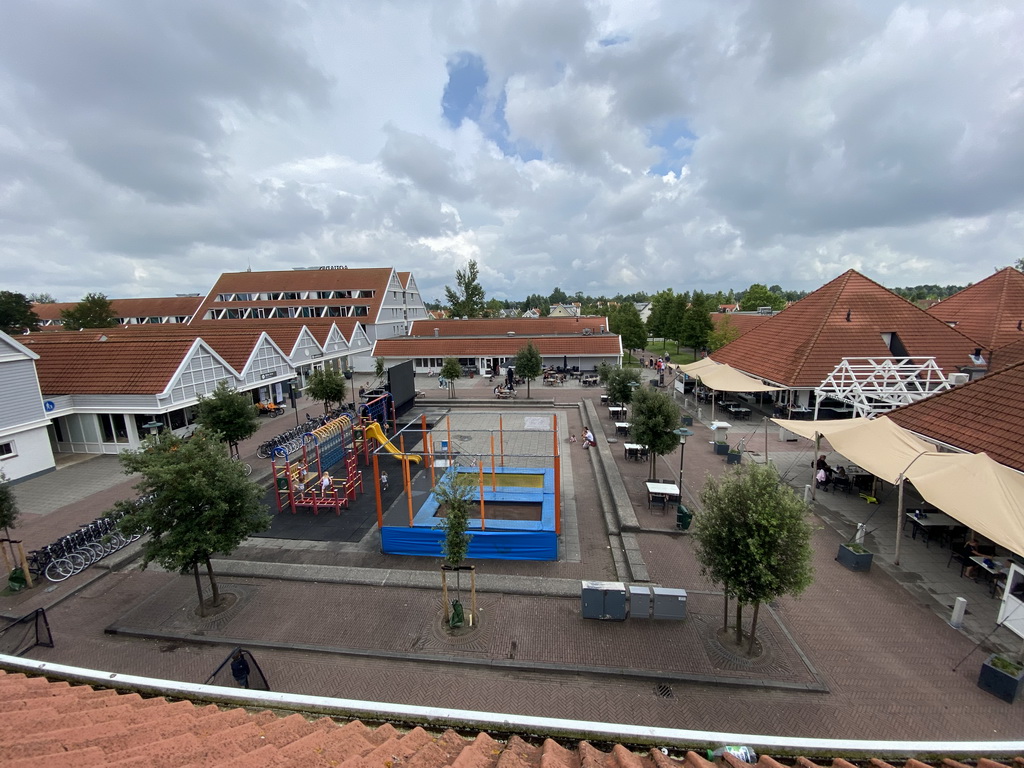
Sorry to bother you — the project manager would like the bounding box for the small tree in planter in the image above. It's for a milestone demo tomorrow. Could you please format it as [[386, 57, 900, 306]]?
[[726, 447, 742, 465], [836, 540, 873, 572], [435, 471, 475, 627], [979, 654, 1024, 703]]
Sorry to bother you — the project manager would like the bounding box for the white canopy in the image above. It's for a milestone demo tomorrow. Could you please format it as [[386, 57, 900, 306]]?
[[772, 416, 1024, 556], [678, 359, 782, 393], [771, 416, 934, 484]]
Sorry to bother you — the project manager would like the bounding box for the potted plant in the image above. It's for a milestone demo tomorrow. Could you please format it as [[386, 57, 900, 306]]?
[[714, 440, 730, 455], [681, 415, 694, 427], [836, 542, 873, 571], [978, 654, 1024, 703], [726, 448, 742, 465]]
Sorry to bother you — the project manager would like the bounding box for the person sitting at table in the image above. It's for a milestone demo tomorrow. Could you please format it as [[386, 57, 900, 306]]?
[[832, 465, 850, 492], [962, 537, 981, 578], [493, 384, 502, 396], [582, 427, 596, 449]]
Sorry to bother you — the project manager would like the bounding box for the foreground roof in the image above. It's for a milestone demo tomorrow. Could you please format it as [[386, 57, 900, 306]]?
[[887, 359, 1024, 472], [927, 267, 1024, 350], [712, 270, 982, 387]]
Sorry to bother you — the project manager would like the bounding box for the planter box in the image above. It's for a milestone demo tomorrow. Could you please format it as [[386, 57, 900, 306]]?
[[836, 544, 873, 572], [681, 415, 693, 427], [714, 442, 730, 455], [726, 452, 742, 465], [978, 655, 1024, 703]]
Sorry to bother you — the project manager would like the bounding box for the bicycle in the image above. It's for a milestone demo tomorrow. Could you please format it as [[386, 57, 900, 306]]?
[[231, 455, 252, 476]]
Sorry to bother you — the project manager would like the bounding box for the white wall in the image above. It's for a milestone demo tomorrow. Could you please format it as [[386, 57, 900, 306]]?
[[0, 424, 56, 482]]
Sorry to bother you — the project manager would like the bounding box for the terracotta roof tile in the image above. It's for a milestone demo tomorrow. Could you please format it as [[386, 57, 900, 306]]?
[[31, 296, 203, 322], [927, 267, 1024, 349], [888, 360, 1024, 472], [0, 670, 1022, 766], [990, 337, 1024, 371], [712, 270, 982, 387], [409, 318, 610, 337]]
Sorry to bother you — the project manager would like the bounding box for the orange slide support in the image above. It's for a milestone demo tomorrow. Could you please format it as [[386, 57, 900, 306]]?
[[362, 422, 422, 463]]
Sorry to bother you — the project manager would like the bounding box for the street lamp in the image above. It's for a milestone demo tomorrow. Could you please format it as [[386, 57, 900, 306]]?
[[142, 420, 162, 438], [673, 426, 694, 492]]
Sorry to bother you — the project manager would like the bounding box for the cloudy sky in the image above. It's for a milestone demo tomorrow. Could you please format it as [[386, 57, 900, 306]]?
[[2, 1, 1023, 304]]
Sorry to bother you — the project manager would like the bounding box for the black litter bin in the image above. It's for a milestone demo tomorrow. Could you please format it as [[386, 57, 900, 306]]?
[[676, 504, 692, 531]]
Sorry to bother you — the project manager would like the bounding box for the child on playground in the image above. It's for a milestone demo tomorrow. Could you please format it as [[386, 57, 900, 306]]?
[[380, 470, 389, 491]]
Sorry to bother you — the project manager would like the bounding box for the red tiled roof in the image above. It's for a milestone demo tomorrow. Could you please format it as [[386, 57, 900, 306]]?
[[409, 317, 610, 337], [887, 360, 1024, 472], [926, 267, 1024, 350], [990, 337, 1024, 372], [374, 335, 621, 357], [711, 271, 983, 387], [2, 669, 1022, 766], [31, 297, 203, 322], [194, 268, 396, 322], [22, 336, 196, 395]]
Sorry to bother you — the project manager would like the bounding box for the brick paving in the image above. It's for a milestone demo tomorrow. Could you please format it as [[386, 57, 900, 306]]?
[[2, 374, 1022, 741]]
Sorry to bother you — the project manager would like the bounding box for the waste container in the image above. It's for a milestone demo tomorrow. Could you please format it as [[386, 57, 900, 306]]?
[[676, 504, 692, 531], [8, 567, 27, 592]]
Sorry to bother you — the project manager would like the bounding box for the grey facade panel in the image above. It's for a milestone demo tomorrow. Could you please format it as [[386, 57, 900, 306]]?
[[0, 359, 45, 429]]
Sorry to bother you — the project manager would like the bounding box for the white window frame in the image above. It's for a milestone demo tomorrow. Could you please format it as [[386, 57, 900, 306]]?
[[0, 440, 16, 459]]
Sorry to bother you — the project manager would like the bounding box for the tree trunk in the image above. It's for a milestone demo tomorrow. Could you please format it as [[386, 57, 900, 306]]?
[[747, 603, 761, 656], [205, 556, 222, 606], [735, 600, 743, 645], [723, 592, 729, 632], [193, 562, 206, 618], [526, 379, 531, 399], [649, 457, 657, 481], [3, 526, 16, 566]]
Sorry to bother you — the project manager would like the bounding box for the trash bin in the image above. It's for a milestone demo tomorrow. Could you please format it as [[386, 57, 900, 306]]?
[[8, 567, 27, 592], [676, 504, 692, 531]]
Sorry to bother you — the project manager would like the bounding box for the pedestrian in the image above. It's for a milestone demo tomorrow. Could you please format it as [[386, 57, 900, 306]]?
[[380, 470, 389, 491], [320, 472, 332, 495], [230, 651, 250, 689]]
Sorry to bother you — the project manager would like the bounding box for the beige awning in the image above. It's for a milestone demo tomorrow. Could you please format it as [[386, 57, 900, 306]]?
[[771, 416, 934, 484], [907, 452, 1024, 557], [678, 359, 782, 393]]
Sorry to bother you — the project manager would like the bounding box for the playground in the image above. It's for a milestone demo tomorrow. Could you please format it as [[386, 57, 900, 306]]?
[[255, 403, 563, 561]]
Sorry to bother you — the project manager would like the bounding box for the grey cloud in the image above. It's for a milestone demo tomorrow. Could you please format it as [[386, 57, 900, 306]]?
[[379, 127, 472, 200]]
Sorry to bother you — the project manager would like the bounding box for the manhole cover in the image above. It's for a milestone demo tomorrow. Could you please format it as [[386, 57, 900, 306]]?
[[655, 683, 674, 698]]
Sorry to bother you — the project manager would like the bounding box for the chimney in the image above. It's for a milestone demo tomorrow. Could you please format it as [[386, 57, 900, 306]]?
[[434, 328, 439, 337]]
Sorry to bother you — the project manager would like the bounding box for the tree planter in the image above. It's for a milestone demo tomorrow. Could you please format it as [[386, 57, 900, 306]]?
[[681, 415, 693, 427], [978, 654, 1024, 703], [836, 543, 873, 572], [714, 442, 730, 455], [726, 452, 742, 465]]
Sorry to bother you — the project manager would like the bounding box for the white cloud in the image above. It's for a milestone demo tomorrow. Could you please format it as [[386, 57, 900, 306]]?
[[1, 0, 1023, 304]]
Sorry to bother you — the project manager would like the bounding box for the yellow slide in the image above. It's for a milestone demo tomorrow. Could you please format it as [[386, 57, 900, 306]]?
[[362, 422, 422, 463]]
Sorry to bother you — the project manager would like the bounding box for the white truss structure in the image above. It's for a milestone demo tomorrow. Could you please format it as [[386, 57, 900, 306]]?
[[815, 357, 952, 418]]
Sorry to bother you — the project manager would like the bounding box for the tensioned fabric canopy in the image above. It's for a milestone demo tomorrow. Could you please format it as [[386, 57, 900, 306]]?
[[678, 359, 782, 393], [772, 416, 1024, 556], [771, 416, 934, 484]]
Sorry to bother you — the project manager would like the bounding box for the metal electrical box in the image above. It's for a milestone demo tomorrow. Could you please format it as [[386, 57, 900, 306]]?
[[628, 586, 652, 619], [652, 587, 687, 620], [581, 581, 627, 621]]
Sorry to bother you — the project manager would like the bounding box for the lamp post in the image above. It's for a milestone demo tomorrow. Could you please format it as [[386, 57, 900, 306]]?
[[673, 426, 694, 493], [627, 380, 640, 412], [142, 420, 162, 438]]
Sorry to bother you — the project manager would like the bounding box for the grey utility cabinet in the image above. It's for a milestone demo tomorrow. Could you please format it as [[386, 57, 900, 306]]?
[[581, 580, 628, 621], [652, 587, 687, 620], [628, 586, 652, 619]]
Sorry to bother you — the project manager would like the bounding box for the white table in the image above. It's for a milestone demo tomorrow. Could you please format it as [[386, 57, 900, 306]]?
[[615, 421, 631, 435], [645, 481, 680, 510], [624, 443, 646, 461], [904, 510, 960, 547], [971, 555, 1010, 598], [608, 406, 627, 419]]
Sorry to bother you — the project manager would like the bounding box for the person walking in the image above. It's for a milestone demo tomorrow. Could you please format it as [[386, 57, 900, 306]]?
[[231, 651, 250, 689], [380, 470, 389, 491]]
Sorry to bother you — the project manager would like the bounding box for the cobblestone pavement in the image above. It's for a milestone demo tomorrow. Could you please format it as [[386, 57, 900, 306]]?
[[3, 375, 1022, 741]]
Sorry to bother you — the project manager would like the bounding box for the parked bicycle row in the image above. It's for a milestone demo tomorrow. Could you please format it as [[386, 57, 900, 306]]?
[[27, 508, 143, 583], [255, 408, 349, 458]]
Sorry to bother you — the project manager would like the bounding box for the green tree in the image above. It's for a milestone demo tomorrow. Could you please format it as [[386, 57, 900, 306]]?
[[605, 366, 642, 407], [60, 292, 118, 330], [680, 291, 714, 354], [27, 293, 57, 304], [692, 462, 814, 655], [708, 315, 742, 352], [435, 470, 475, 625], [666, 293, 689, 353], [628, 387, 681, 480], [596, 361, 612, 384], [609, 303, 646, 362], [739, 283, 786, 312], [195, 381, 260, 457], [512, 342, 543, 398], [484, 298, 504, 317], [444, 260, 486, 318], [1016, 257, 1024, 271], [522, 293, 550, 316], [0, 471, 22, 568], [114, 430, 271, 616], [440, 357, 462, 399], [305, 368, 348, 414], [646, 289, 675, 340], [548, 286, 568, 305], [0, 291, 40, 335]]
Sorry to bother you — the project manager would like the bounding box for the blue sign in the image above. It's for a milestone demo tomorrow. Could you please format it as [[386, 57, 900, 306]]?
[[44, 400, 55, 412]]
